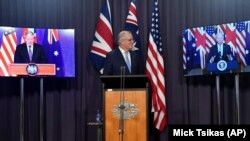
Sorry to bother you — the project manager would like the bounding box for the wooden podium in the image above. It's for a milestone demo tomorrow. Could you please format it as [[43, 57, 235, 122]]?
[[8, 63, 56, 76], [101, 75, 149, 141]]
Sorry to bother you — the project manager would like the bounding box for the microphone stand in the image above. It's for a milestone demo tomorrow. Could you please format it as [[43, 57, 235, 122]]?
[[118, 66, 126, 141]]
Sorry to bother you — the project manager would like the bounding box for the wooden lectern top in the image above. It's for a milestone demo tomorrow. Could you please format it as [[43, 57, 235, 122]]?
[[100, 75, 148, 89]]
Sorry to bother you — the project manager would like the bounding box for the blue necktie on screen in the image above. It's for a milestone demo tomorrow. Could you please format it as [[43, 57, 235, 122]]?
[[28, 46, 32, 62], [124, 51, 131, 73]]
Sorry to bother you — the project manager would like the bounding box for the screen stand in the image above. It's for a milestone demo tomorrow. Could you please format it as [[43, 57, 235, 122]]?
[[40, 78, 44, 141], [19, 78, 44, 141], [235, 74, 240, 124], [216, 75, 221, 125], [20, 78, 24, 141]]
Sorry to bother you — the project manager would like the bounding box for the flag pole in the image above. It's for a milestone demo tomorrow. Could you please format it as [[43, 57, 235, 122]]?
[[40, 78, 44, 141], [235, 74, 240, 124], [216, 75, 221, 124], [20, 78, 24, 141]]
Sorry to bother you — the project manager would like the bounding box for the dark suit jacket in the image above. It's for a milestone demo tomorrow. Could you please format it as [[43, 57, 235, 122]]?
[[207, 43, 235, 63], [14, 43, 47, 63], [103, 48, 143, 75]]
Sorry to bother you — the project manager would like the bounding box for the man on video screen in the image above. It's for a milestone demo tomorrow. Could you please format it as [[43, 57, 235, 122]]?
[[14, 31, 47, 63], [207, 32, 236, 63]]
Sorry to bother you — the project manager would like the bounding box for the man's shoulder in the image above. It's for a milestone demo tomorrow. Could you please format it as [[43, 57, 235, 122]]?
[[17, 43, 26, 47], [107, 48, 120, 55], [34, 43, 43, 47]]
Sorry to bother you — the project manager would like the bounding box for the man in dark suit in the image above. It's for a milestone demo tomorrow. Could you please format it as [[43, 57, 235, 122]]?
[[207, 32, 235, 63], [14, 31, 47, 63], [103, 31, 143, 75]]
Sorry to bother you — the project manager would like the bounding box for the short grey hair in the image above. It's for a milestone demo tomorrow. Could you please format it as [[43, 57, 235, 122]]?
[[118, 30, 132, 44], [24, 31, 35, 37]]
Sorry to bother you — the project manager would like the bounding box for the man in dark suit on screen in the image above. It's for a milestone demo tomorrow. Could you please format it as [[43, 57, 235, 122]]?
[[207, 32, 235, 63], [14, 31, 47, 63], [103, 30, 143, 75]]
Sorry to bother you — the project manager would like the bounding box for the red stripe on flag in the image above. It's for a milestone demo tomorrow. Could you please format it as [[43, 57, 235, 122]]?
[[96, 19, 113, 50]]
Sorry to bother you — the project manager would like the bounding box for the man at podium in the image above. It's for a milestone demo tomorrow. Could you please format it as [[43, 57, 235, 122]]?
[[103, 30, 143, 75], [14, 31, 48, 64], [207, 32, 235, 63], [206, 32, 238, 73]]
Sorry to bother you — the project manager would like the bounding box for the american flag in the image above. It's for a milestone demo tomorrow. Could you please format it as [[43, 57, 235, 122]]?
[[205, 25, 216, 52], [146, 0, 166, 131], [124, 0, 141, 52], [90, 0, 113, 74], [0, 28, 17, 76], [236, 21, 247, 66]]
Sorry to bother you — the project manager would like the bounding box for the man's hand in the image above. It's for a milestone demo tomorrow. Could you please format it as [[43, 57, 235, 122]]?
[[209, 55, 216, 63], [227, 54, 233, 61]]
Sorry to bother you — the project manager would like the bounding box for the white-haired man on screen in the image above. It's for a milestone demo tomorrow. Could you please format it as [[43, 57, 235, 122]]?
[[14, 31, 47, 63], [207, 32, 235, 63]]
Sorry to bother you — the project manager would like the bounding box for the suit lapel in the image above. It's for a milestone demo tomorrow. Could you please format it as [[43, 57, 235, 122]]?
[[23, 44, 30, 61], [116, 49, 130, 74]]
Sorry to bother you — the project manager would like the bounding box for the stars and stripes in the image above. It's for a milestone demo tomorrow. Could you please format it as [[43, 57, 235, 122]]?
[[146, 0, 166, 131], [205, 25, 216, 52], [124, 0, 141, 52], [90, 0, 113, 74], [0, 28, 17, 76], [236, 22, 247, 66]]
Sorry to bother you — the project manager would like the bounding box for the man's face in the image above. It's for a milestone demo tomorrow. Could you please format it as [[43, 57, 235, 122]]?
[[25, 33, 34, 46], [216, 34, 224, 45], [120, 33, 134, 51]]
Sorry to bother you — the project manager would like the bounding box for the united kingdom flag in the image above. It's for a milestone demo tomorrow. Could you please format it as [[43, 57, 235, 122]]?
[[90, 0, 114, 74]]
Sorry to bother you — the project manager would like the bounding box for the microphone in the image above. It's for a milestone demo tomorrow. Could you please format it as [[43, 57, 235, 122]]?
[[119, 66, 126, 141]]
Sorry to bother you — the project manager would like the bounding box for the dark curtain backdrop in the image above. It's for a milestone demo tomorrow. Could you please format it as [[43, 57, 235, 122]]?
[[1, 0, 250, 141]]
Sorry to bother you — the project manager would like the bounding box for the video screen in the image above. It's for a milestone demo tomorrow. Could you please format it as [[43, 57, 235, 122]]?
[[0, 27, 75, 77], [183, 20, 250, 76]]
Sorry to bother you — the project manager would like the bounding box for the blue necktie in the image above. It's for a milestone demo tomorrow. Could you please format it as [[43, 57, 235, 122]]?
[[28, 46, 32, 62], [124, 51, 131, 73]]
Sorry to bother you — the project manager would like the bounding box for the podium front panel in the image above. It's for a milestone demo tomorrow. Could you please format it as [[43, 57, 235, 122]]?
[[104, 89, 147, 141]]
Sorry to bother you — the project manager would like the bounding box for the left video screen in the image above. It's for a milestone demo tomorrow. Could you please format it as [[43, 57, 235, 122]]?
[[0, 27, 75, 77]]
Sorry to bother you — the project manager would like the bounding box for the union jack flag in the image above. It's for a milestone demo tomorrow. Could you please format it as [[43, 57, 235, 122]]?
[[90, 0, 113, 74], [146, 0, 166, 131], [0, 28, 17, 76], [21, 28, 37, 43], [195, 27, 206, 69], [124, 0, 141, 52]]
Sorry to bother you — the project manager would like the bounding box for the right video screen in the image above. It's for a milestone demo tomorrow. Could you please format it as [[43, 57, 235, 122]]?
[[183, 20, 250, 76]]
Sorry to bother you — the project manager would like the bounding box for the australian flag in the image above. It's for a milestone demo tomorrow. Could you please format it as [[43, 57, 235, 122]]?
[[124, 0, 141, 53], [43, 29, 64, 76], [183, 29, 193, 70]]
